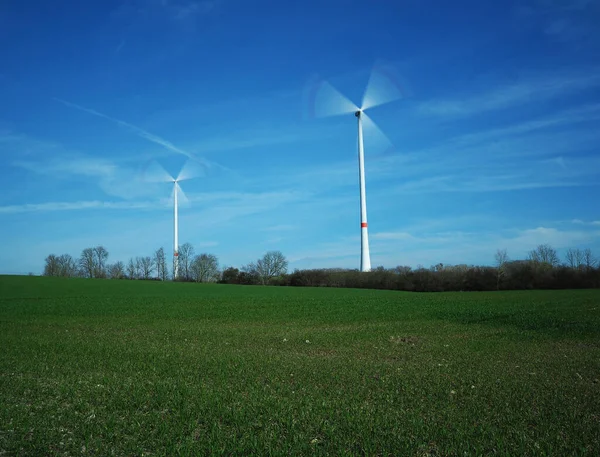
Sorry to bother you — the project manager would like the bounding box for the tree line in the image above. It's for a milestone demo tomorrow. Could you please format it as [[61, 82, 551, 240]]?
[[43, 243, 599, 291], [43, 243, 288, 284]]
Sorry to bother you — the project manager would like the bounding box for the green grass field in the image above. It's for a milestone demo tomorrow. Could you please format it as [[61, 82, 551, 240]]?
[[1, 276, 599, 456]]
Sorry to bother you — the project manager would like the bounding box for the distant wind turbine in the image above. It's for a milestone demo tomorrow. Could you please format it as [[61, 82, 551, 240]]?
[[142, 159, 203, 279]]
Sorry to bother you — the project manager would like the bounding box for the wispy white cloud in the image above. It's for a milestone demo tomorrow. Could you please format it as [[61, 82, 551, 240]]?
[[291, 224, 598, 270], [417, 71, 600, 118], [0, 200, 156, 214], [545, 0, 599, 12], [287, 236, 359, 266], [113, 0, 221, 22], [115, 40, 126, 54], [390, 173, 594, 195], [448, 103, 600, 146], [501, 226, 600, 253], [352, 225, 600, 268], [262, 224, 296, 232], [262, 236, 284, 245], [12, 155, 164, 200], [254, 99, 600, 199], [515, 0, 600, 18], [146, 88, 298, 124], [515, 0, 600, 43], [0, 189, 309, 228], [197, 241, 219, 248], [371, 231, 413, 241], [366, 102, 600, 194], [571, 219, 600, 226], [145, 91, 329, 155], [0, 132, 62, 157], [267, 137, 599, 198], [185, 190, 304, 204], [172, 0, 219, 19], [54, 98, 186, 155], [14, 157, 116, 178], [192, 127, 322, 154], [182, 190, 310, 227], [53, 98, 222, 171]]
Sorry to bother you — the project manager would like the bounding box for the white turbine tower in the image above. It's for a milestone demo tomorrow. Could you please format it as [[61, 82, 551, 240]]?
[[309, 65, 405, 272], [355, 108, 371, 272], [172, 178, 180, 279]]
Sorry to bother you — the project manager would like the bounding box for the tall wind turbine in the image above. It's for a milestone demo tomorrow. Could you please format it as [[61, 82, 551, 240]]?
[[169, 161, 203, 279], [308, 65, 405, 272]]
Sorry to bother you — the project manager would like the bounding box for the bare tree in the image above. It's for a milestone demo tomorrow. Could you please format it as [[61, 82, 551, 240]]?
[[242, 262, 257, 274], [178, 242, 195, 280], [566, 248, 584, 269], [79, 248, 96, 278], [221, 267, 240, 284], [431, 263, 444, 272], [108, 261, 125, 279], [240, 262, 261, 284], [528, 244, 559, 268], [134, 257, 144, 279], [494, 248, 509, 290], [57, 254, 78, 277], [155, 247, 168, 281], [583, 248, 597, 270], [43, 254, 60, 276], [126, 258, 137, 279], [250, 251, 288, 285], [190, 253, 219, 282], [138, 256, 155, 279], [394, 266, 412, 275], [93, 246, 109, 278]]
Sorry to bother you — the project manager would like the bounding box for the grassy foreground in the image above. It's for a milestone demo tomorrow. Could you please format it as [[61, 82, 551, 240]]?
[[1, 276, 599, 456]]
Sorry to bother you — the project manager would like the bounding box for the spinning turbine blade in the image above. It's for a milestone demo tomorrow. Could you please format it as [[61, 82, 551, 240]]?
[[361, 64, 406, 111], [176, 159, 206, 182], [361, 112, 396, 155], [175, 182, 190, 205], [178, 184, 190, 205], [308, 79, 358, 118], [142, 159, 174, 183]]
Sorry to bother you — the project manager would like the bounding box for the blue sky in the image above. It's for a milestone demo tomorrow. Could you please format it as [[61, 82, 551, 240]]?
[[1, 0, 600, 274]]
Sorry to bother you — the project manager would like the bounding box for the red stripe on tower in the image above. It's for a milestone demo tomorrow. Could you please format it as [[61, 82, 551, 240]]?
[[361, 222, 368, 228], [174, 252, 179, 256]]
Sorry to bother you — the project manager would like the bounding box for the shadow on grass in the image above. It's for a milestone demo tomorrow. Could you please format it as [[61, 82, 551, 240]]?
[[433, 307, 600, 339]]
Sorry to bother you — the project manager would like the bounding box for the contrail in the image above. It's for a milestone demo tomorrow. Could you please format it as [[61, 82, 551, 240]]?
[[53, 97, 213, 167]]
